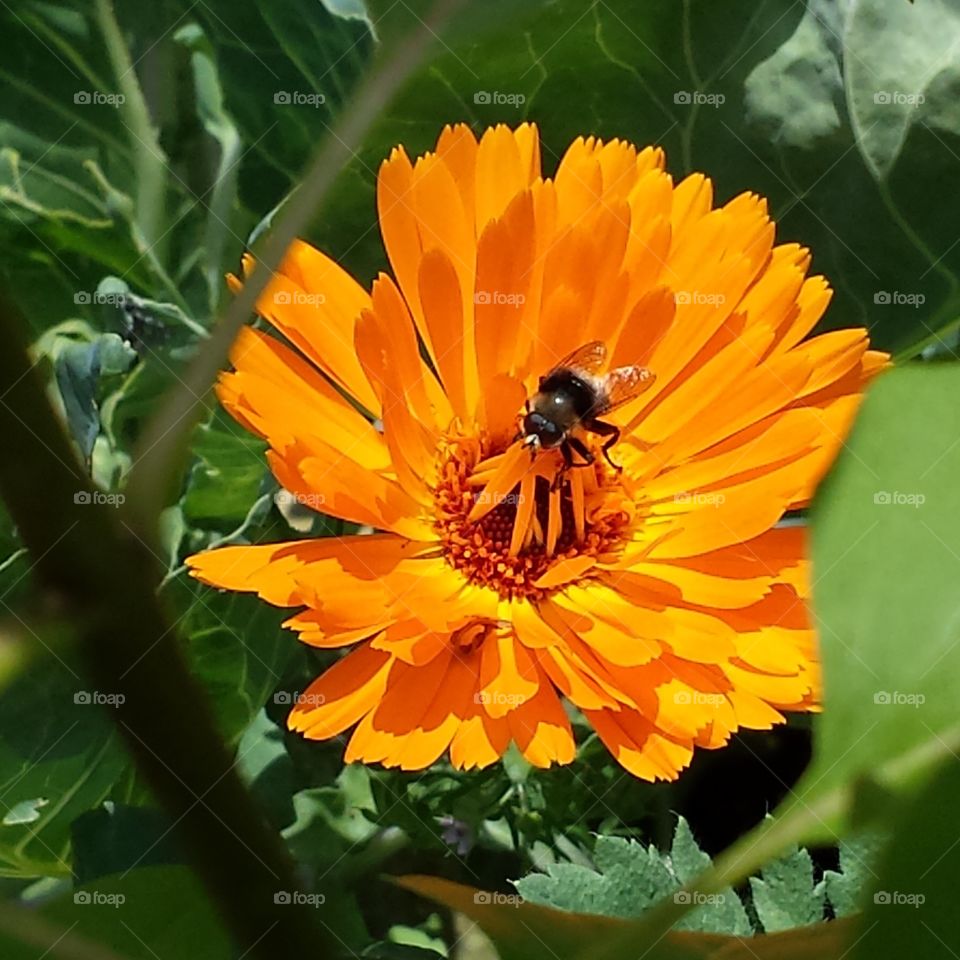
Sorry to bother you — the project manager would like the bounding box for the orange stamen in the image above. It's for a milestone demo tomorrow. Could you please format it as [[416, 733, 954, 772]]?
[[433, 436, 630, 600]]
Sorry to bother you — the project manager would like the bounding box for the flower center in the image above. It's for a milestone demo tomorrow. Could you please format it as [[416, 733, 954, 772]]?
[[433, 435, 632, 600]]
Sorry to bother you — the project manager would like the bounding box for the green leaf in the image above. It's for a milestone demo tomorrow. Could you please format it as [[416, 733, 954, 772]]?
[[749, 844, 824, 932], [173, 22, 244, 312], [311, 0, 960, 358], [669, 819, 751, 935], [515, 817, 750, 935], [742, 0, 845, 149], [53, 337, 103, 461], [2, 797, 49, 826], [0, 127, 114, 230], [385, 921, 447, 956], [0, 1, 150, 319], [817, 833, 883, 918], [236, 708, 297, 830], [196, 0, 374, 217], [163, 575, 296, 746], [846, 0, 960, 179], [0, 652, 127, 878], [71, 802, 182, 883], [182, 412, 269, 526], [282, 769, 379, 870], [52, 331, 137, 462]]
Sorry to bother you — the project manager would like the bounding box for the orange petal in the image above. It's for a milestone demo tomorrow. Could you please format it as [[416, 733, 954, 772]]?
[[477, 634, 539, 718], [288, 644, 392, 739], [237, 243, 378, 414], [507, 672, 575, 767], [585, 708, 694, 781]]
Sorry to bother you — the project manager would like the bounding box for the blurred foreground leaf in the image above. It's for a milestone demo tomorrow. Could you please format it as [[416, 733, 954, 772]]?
[[0, 866, 228, 959], [398, 874, 860, 960]]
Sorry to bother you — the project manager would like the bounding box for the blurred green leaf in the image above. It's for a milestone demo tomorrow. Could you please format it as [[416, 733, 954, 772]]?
[[850, 757, 960, 960], [0, 127, 113, 230], [0, 866, 230, 959], [399, 874, 861, 960], [803, 366, 960, 829]]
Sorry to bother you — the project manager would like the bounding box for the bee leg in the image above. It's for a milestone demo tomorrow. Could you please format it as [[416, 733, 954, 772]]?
[[551, 441, 575, 491], [586, 419, 622, 470], [567, 436, 594, 467]]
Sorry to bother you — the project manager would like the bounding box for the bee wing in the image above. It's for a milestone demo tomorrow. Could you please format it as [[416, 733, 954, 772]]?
[[597, 364, 656, 413], [547, 340, 608, 376]]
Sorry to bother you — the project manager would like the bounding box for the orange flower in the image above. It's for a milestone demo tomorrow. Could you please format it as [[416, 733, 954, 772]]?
[[187, 124, 887, 780]]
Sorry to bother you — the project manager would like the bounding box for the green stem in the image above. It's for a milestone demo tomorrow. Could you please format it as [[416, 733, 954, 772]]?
[[83, 160, 190, 315], [92, 0, 168, 260]]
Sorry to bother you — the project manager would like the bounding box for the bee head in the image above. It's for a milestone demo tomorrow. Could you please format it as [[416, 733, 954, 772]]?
[[522, 411, 563, 449]]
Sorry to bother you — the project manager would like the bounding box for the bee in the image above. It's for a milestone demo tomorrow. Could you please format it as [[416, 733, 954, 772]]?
[[519, 341, 655, 474]]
